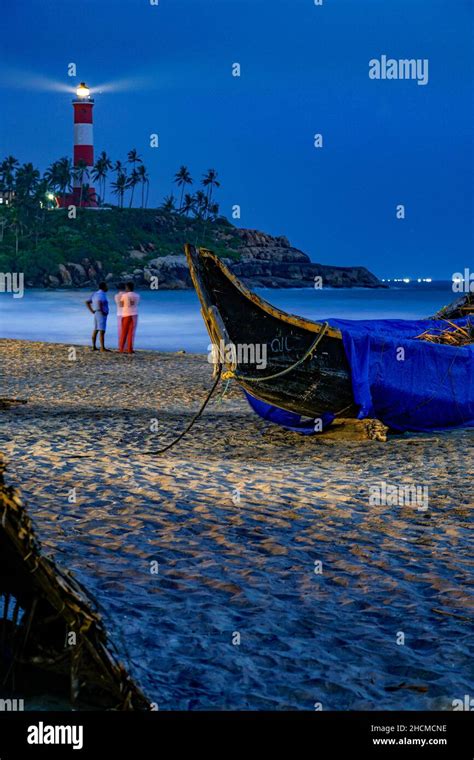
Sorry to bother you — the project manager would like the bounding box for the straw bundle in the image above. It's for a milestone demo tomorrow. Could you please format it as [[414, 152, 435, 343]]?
[[415, 320, 473, 347]]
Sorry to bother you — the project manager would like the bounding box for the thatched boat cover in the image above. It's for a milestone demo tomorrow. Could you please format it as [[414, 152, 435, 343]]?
[[0, 455, 151, 710]]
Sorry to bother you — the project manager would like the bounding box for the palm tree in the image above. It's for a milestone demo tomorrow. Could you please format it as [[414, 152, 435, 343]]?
[[194, 189, 208, 219], [174, 166, 193, 212], [126, 150, 142, 207], [0, 162, 10, 195], [32, 178, 52, 243], [81, 184, 97, 207], [182, 193, 196, 217], [55, 157, 73, 198], [92, 151, 112, 205], [111, 171, 128, 209], [208, 201, 220, 221], [0, 156, 19, 198], [0, 217, 8, 243], [34, 178, 51, 206], [202, 168, 220, 210], [91, 160, 105, 205], [5, 155, 20, 172], [15, 163, 40, 200], [127, 149, 142, 170], [136, 164, 150, 208], [44, 160, 61, 192], [102, 151, 113, 198], [8, 205, 25, 257], [160, 194, 176, 213], [127, 168, 141, 208]]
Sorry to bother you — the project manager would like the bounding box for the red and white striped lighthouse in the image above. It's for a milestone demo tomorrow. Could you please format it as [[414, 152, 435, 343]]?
[[72, 82, 97, 207]]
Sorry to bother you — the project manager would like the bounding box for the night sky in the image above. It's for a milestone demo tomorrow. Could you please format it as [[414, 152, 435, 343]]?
[[1, 0, 472, 278]]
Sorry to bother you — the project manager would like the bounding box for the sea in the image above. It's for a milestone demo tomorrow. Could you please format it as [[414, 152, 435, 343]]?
[[0, 282, 457, 351]]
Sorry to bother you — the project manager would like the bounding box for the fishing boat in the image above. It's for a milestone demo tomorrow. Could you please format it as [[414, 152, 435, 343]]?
[[435, 292, 474, 319], [185, 244, 474, 433], [185, 243, 358, 420], [0, 455, 151, 710]]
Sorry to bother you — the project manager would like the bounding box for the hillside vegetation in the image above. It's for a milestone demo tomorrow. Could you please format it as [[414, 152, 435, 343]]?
[[0, 207, 242, 283]]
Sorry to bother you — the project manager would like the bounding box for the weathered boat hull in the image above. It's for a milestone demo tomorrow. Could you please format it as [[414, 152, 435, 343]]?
[[434, 293, 474, 320], [0, 455, 150, 710], [185, 244, 358, 419]]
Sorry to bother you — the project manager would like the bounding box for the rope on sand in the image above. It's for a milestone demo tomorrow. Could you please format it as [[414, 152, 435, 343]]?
[[35, 368, 223, 460], [141, 364, 223, 456], [141, 322, 328, 456]]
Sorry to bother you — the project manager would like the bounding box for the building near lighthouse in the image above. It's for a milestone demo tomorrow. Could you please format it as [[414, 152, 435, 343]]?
[[58, 82, 98, 208]]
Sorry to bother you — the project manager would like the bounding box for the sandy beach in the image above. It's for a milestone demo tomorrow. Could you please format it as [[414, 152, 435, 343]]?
[[0, 338, 473, 710]]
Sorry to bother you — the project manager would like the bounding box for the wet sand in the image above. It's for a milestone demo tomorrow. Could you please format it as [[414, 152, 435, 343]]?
[[0, 339, 473, 710]]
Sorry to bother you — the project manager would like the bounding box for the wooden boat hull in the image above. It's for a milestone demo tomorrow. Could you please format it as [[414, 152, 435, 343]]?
[[0, 456, 150, 710], [185, 244, 358, 420]]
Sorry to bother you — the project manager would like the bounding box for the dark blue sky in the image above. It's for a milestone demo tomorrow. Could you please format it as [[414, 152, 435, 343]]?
[[1, 0, 472, 278]]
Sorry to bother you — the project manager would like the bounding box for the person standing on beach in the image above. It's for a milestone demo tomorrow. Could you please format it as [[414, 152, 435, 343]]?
[[85, 282, 109, 351], [114, 282, 126, 349], [119, 281, 140, 354]]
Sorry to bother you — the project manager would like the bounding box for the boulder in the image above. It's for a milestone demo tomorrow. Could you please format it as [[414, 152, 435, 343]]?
[[147, 255, 192, 288], [58, 264, 72, 286], [66, 262, 87, 285], [129, 250, 147, 261]]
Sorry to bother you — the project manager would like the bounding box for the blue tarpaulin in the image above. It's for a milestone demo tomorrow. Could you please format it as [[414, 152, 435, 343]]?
[[245, 316, 474, 434], [244, 391, 334, 434]]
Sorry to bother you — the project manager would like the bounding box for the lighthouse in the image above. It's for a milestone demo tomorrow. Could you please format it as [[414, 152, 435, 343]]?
[[71, 82, 97, 207]]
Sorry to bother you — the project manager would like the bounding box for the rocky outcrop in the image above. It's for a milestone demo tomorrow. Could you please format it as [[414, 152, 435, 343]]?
[[232, 260, 383, 288], [143, 255, 192, 289], [233, 229, 297, 261], [227, 229, 383, 288], [36, 225, 384, 290], [46, 259, 104, 288]]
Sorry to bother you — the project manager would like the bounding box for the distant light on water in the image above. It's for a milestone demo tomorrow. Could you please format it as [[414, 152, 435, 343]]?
[[382, 277, 433, 284]]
